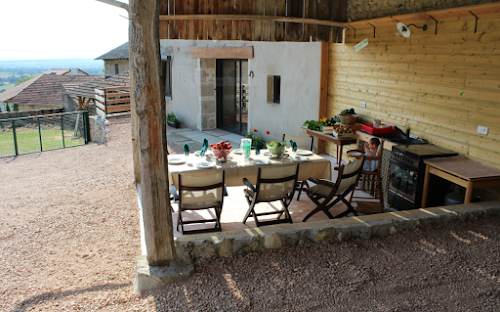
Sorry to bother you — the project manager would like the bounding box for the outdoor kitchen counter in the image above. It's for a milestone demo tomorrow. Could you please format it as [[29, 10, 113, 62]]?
[[421, 155, 500, 207]]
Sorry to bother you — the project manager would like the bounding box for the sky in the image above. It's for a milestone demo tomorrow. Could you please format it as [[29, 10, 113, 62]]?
[[0, 0, 129, 60]]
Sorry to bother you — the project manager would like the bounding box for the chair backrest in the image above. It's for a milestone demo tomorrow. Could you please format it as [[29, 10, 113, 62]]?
[[282, 134, 313, 151], [336, 156, 365, 194], [179, 171, 225, 208], [255, 164, 299, 202]]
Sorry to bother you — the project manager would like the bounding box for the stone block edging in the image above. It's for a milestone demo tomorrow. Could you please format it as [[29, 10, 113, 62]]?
[[175, 201, 500, 265]]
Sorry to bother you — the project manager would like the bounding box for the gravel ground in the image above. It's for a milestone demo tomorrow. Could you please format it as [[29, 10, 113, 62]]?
[[1, 116, 500, 311]]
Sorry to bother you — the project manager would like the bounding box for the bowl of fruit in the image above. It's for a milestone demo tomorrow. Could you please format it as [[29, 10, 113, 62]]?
[[266, 141, 286, 158], [210, 141, 232, 162]]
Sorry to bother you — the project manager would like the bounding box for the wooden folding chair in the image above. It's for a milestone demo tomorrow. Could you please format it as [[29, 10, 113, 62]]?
[[303, 156, 365, 222], [171, 171, 225, 234], [242, 164, 299, 227], [282, 134, 313, 200]]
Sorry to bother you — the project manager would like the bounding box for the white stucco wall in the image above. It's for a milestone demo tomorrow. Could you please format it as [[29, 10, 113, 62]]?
[[159, 39, 322, 140]]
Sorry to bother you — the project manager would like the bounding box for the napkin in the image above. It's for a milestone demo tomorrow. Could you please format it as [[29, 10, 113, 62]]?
[[255, 143, 260, 155], [292, 142, 298, 153], [183, 144, 190, 156], [200, 138, 209, 157], [289, 139, 295, 149]]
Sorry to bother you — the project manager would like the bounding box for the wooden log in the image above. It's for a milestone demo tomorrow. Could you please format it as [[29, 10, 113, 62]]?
[[129, 0, 176, 266], [159, 14, 346, 28]]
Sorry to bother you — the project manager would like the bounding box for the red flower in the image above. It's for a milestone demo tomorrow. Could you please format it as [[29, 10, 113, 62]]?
[[253, 129, 257, 132], [266, 131, 270, 135]]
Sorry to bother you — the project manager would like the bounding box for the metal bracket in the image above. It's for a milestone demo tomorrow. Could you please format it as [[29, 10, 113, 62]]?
[[469, 11, 479, 33], [368, 23, 376, 38], [429, 15, 438, 35]]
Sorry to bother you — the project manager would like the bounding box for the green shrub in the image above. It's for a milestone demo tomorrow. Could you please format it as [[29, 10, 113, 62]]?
[[167, 112, 180, 126]]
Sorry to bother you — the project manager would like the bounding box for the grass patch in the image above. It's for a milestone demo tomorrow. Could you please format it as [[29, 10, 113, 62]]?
[[0, 128, 85, 157]]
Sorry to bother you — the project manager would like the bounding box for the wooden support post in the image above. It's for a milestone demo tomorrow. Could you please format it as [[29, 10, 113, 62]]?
[[317, 41, 328, 155], [129, 0, 176, 266]]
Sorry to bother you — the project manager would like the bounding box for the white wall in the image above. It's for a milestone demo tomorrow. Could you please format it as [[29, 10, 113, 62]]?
[[104, 59, 129, 76], [160, 39, 322, 140]]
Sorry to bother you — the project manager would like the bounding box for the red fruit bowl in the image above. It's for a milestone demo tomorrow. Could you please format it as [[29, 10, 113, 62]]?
[[210, 146, 232, 162]]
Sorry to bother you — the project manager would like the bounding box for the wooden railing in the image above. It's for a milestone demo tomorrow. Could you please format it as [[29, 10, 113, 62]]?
[[95, 86, 130, 119]]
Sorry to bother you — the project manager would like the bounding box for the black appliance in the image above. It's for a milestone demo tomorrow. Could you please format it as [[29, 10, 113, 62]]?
[[388, 144, 458, 210]]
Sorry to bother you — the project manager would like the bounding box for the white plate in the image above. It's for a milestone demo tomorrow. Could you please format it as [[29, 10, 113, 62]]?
[[347, 151, 363, 157], [296, 150, 313, 156], [294, 156, 310, 162], [196, 161, 216, 169], [253, 159, 271, 165], [168, 157, 186, 165], [232, 149, 243, 154]]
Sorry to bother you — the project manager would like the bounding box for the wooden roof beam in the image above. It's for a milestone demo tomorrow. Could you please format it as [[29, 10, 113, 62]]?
[[159, 14, 347, 29]]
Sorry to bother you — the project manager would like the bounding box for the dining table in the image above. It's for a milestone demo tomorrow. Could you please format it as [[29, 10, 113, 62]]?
[[168, 149, 332, 189]]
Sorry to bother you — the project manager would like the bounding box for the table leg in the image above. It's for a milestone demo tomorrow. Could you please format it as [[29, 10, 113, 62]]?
[[339, 145, 344, 165], [336, 145, 339, 164], [421, 165, 431, 208], [464, 182, 474, 203]]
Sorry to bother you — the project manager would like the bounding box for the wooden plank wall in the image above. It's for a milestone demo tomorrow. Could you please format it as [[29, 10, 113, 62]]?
[[327, 15, 500, 168], [158, 0, 346, 42]]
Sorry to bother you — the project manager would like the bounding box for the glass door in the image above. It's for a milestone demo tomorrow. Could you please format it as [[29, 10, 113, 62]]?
[[216, 59, 248, 135]]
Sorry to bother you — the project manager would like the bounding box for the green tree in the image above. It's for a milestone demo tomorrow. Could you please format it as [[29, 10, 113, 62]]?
[[15, 77, 31, 85]]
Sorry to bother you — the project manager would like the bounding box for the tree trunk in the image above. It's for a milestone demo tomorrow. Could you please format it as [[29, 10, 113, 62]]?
[[129, 0, 176, 266]]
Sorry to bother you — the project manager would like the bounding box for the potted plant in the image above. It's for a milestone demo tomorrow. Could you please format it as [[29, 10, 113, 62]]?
[[167, 112, 180, 128], [338, 108, 358, 125]]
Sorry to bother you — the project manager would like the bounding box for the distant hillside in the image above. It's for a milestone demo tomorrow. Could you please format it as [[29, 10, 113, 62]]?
[[0, 59, 104, 75]]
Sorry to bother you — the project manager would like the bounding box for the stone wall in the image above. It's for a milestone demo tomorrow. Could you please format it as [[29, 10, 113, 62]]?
[[348, 0, 497, 21], [196, 59, 217, 130], [88, 116, 108, 143]]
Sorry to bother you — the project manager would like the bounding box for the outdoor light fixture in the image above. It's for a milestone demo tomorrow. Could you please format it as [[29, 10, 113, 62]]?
[[395, 22, 428, 37]]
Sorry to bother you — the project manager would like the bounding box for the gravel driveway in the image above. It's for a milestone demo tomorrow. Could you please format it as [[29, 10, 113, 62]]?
[[1, 116, 499, 311]]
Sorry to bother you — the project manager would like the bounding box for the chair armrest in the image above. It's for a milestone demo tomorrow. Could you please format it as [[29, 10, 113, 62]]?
[[169, 184, 179, 201], [308, 177, 336, 188], [243, 178, 256, 193]]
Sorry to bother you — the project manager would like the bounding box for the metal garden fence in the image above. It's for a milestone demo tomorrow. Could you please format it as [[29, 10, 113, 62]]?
[[0, 111, 90, 157]]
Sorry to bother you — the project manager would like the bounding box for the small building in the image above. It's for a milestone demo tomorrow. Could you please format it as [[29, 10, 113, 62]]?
[[9, 74, 101, 111], [95, 42, 129, 77], [0, 75, 42, 112]]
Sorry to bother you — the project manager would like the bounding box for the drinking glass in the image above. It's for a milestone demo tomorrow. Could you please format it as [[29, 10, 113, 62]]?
[[241, 138, 252, 160]]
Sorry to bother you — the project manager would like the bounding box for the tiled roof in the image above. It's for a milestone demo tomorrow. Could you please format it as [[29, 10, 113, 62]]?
[[63, 71, 129, 99], [0, 75, 43, 102], [43, 69, 90, 75], [9, 74, 101, 107], [95, 42, 129, 60]]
